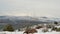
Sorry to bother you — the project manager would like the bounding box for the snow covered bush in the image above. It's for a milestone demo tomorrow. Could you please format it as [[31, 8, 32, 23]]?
[[42, 29, 48, 32], [52, 27, 57, 31], [52, 26, 60, 32], [46, 25, 52, 28]]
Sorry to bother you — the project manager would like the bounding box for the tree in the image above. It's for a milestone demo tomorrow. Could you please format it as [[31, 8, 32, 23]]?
[[3, 24, 14, 32], [54, 21, 58, 25]]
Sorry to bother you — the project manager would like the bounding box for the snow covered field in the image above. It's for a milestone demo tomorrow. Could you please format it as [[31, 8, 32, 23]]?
[[0, 31, 60, 34], [0, 29, 60, 34], [0, 31, 24, 34], [0, 24, 60, 34]]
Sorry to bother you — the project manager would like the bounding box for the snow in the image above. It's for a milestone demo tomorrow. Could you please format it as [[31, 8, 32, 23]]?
[[34, 29, 60, 34], [34, 32, 60, 34], [0, 29, 60, 34], [0, 31, 59, 34], [0, 25, 60, 34], [0, 31, 24, 34], [55, 26, 60, 28]]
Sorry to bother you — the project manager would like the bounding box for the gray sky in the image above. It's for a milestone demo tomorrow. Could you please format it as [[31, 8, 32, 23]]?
[[0, 0, 60, 17]]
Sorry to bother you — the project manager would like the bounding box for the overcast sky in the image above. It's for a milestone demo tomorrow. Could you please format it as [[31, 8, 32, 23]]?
[[0, 0, 60, 17]]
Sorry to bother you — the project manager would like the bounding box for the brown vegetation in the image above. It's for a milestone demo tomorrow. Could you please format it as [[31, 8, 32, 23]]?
[[36, 26, 43, 29], [24, 29, 37, 34]]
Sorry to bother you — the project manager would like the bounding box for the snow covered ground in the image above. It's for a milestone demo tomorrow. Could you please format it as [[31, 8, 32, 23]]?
[[34, 29, 60, 34], [0, 31, 60, 34], [34, 32, 60, 34], [0, 31, 24, 34], [0, 25, 60, 34], [0, 29, 60, 34]]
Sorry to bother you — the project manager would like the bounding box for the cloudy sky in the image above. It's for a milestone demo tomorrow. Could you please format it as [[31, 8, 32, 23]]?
[[0, 0, 60, 17]]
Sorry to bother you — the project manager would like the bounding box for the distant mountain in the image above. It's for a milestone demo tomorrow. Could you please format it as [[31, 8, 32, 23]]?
[[39, 16, 60, 22], [0, 16, 60, 24], [0, 16, 60, 30]]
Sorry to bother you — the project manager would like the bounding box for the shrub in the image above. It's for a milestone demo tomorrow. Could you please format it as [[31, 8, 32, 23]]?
[[56, 28, 60, 32], [54, 21, 58, 25], [24, 29, 37, 34], [18, 29, 21, 31], [3, 24, 14, 32], [36, 26, 42, 29], [42, 29, 48, 32], [52, 27, 57, 31], [52, 27, 60, 32], [46, 25, 52, 28]]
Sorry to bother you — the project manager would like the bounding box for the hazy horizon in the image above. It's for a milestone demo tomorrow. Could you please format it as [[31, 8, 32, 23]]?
[[0, 0, 60, 17]]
